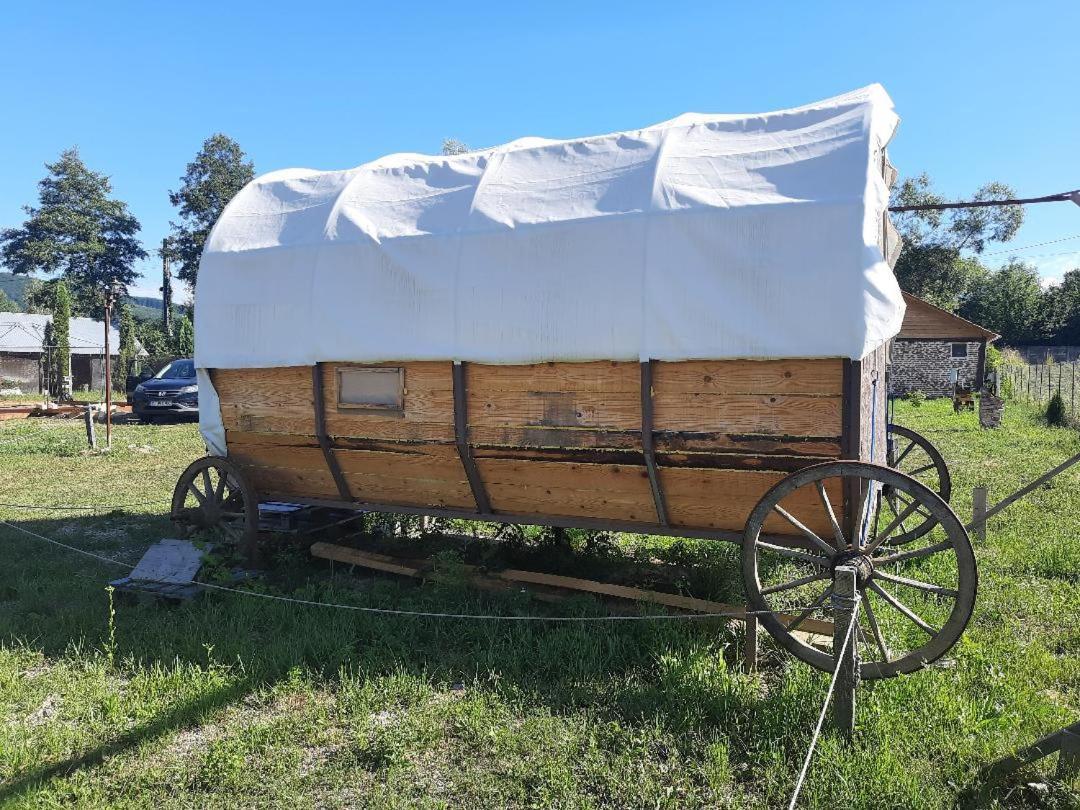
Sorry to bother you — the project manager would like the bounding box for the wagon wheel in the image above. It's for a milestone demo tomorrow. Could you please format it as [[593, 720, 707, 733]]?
[[171, 457, 260, 565], [885, 424, 952, 545], [742, 461, 976, 680]]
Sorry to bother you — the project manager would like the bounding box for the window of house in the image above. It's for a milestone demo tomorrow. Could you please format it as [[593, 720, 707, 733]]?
[[951, 343, 968, 358], [336, 367, 404, 412]]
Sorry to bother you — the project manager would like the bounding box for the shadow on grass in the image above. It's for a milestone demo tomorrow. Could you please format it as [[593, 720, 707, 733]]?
[[0, 513, 821, 797]]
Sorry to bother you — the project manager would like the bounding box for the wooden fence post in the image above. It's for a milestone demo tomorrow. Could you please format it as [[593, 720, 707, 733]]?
[[743, 614, 758, 673], [831, 566, 859, 743], [83, 405, 97, 450], [972, 487, 988, 543], [1058, 728, 1080, 781]]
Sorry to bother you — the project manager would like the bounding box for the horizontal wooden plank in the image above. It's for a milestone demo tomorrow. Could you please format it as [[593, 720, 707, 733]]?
[[662, 467, 842, 534], [476, 457, 652, 495], [468, 390, 640, 430], [485, 480, 656, 523], [655, 359, 844, 395], [468, 361, 639, 393], [653, 393, 842, 435]]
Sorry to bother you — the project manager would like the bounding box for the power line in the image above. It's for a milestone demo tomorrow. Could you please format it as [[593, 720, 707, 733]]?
[[983, 234, 1080, 257], [889, 189, 1080, 213]]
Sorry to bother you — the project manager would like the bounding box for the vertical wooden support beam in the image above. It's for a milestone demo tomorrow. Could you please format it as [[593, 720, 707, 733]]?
[[831, 566, 859, 743], [452, 362, 492, 515], [743, 614, 758, 673], [640, 360, 669, 527], [1058, 729, 1080, 781], [841, 359, 864, 538], [312, 364, 353, 502], [972, 486, 988, 543]]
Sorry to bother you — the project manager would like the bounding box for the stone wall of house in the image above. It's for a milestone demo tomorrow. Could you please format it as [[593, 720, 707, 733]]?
[[890, 339, 981, 398]]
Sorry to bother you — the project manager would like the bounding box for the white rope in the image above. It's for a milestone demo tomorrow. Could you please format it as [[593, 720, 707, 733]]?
[[786, 603, 860, 809], [0, 518, 820, 624]]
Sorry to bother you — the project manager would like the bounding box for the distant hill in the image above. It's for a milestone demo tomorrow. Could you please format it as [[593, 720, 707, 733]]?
[[0, 271, 164, 319], [0, 272, 31, 308]]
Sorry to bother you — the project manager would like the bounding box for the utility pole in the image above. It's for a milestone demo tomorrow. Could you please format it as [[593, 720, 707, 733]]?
[[161, 237, 174, 338]]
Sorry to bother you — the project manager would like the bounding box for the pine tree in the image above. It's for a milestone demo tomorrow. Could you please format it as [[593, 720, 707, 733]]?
[[174, 314, 194, 356], [52, 280, 72, 397], [114, 302, 137, 391]]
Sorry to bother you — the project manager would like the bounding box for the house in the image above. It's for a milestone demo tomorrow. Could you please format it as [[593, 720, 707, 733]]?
[[889, 292, 999, 397], [0, 313, 144, 394]]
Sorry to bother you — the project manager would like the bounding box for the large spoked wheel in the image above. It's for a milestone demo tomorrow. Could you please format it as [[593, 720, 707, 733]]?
[[171, 457, 260, 564], [742, 461, 976, 680], [885, 424, 951, 545]]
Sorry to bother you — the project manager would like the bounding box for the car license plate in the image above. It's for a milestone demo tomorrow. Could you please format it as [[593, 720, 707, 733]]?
[[149, 400, 174, 407]]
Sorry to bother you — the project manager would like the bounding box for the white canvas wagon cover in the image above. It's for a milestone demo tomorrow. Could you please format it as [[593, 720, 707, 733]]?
[[195, 85, 904, 453]]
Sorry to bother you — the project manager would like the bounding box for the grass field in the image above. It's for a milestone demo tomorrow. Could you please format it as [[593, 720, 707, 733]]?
[[1, 400, 1078, 808]]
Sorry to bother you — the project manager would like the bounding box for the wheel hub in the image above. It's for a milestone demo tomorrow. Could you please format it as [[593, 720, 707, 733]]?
[[831, 549, 874, 588]]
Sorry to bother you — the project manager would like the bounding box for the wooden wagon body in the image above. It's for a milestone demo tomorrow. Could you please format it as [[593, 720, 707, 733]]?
[[176, 86, 978, 680], [213, 350, 887, 544]]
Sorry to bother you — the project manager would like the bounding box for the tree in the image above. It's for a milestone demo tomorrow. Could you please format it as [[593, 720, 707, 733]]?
[[960, 261, 1045, 345], [51, 280, 72, 396], [0, 148, 146, 311], [441, 138, 471, 156], [890, 174, 1023, 309], [0, 289, 18, 312], [173, 314, 194, 356], [114, 302, 138, 391], [169, 134, 254, 290], [1040, 268, 1080, 345]]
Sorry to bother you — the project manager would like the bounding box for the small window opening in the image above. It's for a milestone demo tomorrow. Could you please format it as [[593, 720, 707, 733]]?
[[951, 343, 968, 359], [337, 367, 404, 412]]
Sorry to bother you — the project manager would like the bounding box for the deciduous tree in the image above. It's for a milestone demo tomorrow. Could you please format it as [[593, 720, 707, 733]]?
[[0, 149, 145, 311], [169, 134, 254, 290]]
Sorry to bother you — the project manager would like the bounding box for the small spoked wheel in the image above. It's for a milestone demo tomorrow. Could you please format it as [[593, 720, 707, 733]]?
[[886, 424, 952, 545], [171, 457, 260, 564], [742, 461, 976, 680]]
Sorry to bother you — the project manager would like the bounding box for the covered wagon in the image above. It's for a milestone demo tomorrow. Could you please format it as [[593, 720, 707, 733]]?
[[175, 85, 975, 679]]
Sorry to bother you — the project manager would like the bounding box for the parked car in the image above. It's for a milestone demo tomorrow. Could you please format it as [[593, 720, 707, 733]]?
[[131, 358, 198, 423]]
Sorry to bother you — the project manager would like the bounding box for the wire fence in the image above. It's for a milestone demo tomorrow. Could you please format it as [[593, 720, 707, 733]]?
[[1000, 362, 1080, 413]]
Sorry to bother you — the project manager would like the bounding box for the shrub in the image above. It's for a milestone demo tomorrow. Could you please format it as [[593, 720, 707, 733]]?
[[1046, 392, 1067, 426], [904, 390, 927, 408]]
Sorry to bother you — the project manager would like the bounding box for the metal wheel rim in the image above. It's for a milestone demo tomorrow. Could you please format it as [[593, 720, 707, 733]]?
[[171, 456, 259, 558], [886, 424, 952, 545], [742, 461, 977, 680]]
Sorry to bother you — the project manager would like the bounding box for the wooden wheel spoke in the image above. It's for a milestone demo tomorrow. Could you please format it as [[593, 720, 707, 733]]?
[[861, 595, 891, 663], [885, 495, 909, 534], [894, 491, 932, 519], [786, 585, 833, 632], [854, 482, 881, 550], [894, 439, 917, 467], [756, 541, 832, 568], [869, 581, 938, 636], [187, 482, 208, 506], [219, 511, 248, 521], [760, 571, 829, 596], [772, 505, 837, 556], [214, 470, 227, 501], [816, 481, 845, 550], [875, 570, 958, 599], [906, 462, 937, 477], [201, 469, 214, 503], [874, 539, 953, 567], [865, 495, 925, 554]]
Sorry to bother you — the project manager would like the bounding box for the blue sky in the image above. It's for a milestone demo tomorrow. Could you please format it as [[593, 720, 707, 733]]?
[[2, 1, 1078, 299]]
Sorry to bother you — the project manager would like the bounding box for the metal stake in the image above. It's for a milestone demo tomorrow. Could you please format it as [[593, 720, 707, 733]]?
[[972, 487, 988, 543], [831, 565, 859, 742]]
